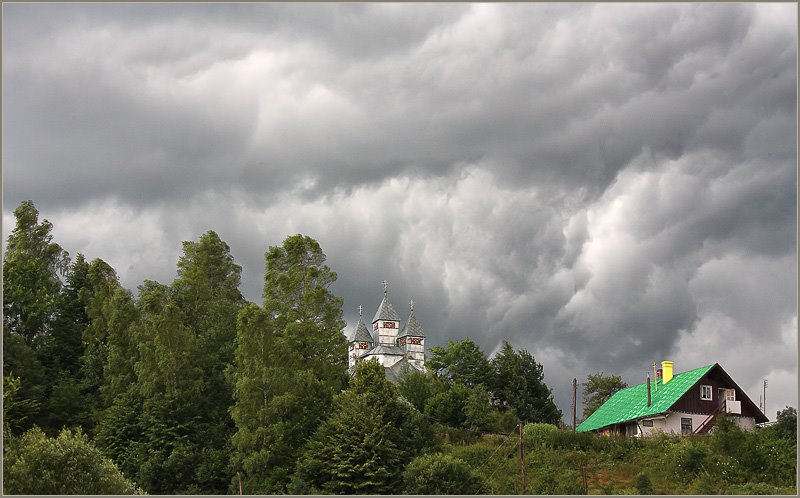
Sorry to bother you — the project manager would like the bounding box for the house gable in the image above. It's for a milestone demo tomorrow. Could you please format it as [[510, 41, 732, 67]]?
[[670, 363, 768, 423]]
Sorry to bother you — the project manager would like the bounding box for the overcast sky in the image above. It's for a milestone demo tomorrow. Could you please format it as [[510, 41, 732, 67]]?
[[3, 3, 797, 421]]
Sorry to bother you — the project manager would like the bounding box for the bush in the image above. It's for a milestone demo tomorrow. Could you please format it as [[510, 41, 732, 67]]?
[[3, 426, 142, 494], [524, 422, 558, 447], [532, 466, 586, 495], [670, 438, 709, 483], [546, 428, 597, 451], [403, 453, 488, 494], [634, 473, 653, 494]]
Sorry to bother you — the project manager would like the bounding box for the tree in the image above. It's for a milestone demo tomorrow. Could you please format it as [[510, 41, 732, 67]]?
[[3, 200, 70, 345], [290, 360, 434, 494], [229, 234, 348, 493], [3, 426, 142, 494], [428, 338, 493, 387], [582, 372, 628, 419], [95, 231, 246, 494], [403, 453, 488, 494], [490, 342, 561, 424], [773, 406, 797, 440], [3, 201, 70, 432], [398, 369, 448, 413]]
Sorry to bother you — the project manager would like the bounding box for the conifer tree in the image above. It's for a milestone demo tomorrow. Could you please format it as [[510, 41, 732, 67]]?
[[290, 360, 434, 494]]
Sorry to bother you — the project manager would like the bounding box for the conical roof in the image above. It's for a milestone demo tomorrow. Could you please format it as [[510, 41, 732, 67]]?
[[398, 310, 425, 338], [350, 317, 373, 343], [372, 293, 400, 323]]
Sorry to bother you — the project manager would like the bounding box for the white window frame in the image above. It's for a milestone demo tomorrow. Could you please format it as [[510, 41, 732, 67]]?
[[700, 385, 712, 400], [726, 389, 736, 401]]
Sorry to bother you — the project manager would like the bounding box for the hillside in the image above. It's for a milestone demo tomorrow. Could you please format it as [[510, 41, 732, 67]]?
[[436, 417, 796, 495]]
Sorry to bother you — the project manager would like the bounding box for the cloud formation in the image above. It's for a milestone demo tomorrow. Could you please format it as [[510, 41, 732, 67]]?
[[3, 3, 796, 419]]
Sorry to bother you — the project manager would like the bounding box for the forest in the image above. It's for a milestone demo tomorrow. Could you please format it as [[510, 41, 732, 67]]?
[[2, 200, 796, 495]]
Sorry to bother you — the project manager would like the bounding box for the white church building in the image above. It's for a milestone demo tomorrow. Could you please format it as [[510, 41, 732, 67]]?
[[346, 282, 426, 380]]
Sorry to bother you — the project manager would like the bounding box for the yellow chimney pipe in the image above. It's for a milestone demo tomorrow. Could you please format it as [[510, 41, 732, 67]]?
[[661, 361, 673, 384]]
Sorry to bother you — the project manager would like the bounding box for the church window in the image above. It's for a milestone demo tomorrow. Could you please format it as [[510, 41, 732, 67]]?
[[383, 321, 396, 329], [410, 338, 422, 345], [359, 342, 369, 349], [399, 338, 406, 346]]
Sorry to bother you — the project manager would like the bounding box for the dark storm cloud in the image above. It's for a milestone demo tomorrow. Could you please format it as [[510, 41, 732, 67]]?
[[3, 3, 796, 418]]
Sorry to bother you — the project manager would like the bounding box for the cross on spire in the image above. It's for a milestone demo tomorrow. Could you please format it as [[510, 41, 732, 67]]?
[[409, 298, 414, 312], [357, 305, 363, 317], [382, 279, 388, 294]]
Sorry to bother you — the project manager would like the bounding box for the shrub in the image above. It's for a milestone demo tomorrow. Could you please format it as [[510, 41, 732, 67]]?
[[546, 428, 596, 451], [3, 426, 142, 494], [524, 422, 559, 447], [670, 438, 709, 483], [634, 473, 653, 494], [403, 453, 488, 494], [531, 467, 586, 495]]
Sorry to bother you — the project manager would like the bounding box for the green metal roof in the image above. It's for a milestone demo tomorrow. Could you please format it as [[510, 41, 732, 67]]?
[[577, 364, 715, 432]]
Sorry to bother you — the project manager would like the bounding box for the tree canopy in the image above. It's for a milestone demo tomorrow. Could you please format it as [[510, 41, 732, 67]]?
[[582, 372, 628, 419]]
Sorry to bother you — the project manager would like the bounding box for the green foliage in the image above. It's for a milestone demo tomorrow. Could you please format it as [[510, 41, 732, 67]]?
[[3, 200, 70, 345], [773, 405, 797, 440], [523, 422, 559, 447], [397, 369, 447, 413], [3, 201, 72, 433], [582, 372, 628, 419], [490, 341, 561, 424], [229, 234, 348, 493], [532, 465, 586, 494], [291, 360, 435, 494], [403, 453, 488, 494], [634, 472, 653, 494], [3, 426, 141, 494], [428, 338, 493, 387]]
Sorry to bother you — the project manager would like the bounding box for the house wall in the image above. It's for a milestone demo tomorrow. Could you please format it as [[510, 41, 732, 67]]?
[[636, 412, 757, 436], [671, 367, 763, 420]]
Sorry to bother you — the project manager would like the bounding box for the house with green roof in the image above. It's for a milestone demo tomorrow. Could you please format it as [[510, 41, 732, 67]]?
[[577, 361, 768, 437]]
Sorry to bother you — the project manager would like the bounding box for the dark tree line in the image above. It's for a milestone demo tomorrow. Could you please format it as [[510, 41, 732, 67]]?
[[3, 200, 562, 495]]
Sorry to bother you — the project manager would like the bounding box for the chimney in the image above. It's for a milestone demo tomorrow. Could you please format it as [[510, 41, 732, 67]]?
[[661, 361, 673, 385], [647, 373, 651, 406]]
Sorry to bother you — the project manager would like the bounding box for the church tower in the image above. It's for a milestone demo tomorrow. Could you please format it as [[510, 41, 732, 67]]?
[[347, 305, 374, 370], [354, 280, 427, 380], [397, 299, 426, 370], [371, 280, 400, 346]]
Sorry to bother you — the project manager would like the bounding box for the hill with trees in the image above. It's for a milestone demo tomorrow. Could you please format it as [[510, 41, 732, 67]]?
[[2, 200, 796, 495]]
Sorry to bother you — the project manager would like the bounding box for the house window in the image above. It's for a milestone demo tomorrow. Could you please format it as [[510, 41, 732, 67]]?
[[681, 417, 692, 435], [726, 389, 736, 401], [700, 385, 712, 400], [642, 419, 653, 427]]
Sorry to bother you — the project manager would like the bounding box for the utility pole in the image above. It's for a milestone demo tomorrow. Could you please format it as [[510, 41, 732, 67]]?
[[237, 471, 243, 495], [572, 378, 577, 431], [763, 379, 768, 413], [519, 420, 526, 494]]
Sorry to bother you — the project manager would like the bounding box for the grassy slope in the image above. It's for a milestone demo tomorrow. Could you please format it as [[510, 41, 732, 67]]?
[[438, 428, 797, 495]]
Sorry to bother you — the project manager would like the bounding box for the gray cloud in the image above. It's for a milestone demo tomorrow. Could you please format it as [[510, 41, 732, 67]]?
[[3, 3, 796, 419]]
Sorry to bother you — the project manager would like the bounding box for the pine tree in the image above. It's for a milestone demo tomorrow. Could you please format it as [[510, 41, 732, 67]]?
[[290, 360, 434, 494]]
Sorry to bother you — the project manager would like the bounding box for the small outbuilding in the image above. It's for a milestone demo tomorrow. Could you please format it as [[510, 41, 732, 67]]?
[[577, 362, 768, 436]]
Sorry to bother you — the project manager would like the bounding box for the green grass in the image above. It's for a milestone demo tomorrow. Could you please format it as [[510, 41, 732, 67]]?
[[437, 425, 797, 495]]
